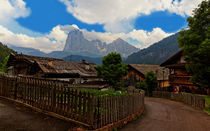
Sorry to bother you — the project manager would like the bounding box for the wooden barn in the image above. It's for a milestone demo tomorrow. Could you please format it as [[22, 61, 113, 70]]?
[[6, 53, 97, 83], [160, 50, 198, 92], [124, 64, 170, 88]]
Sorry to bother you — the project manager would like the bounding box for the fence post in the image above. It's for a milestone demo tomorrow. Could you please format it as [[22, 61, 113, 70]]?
[[97, 96, 101, 128], [14, 77, 17, 100], [51, 82, 56, 112]]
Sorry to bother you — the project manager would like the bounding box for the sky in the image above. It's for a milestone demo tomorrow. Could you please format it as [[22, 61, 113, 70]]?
[[0, 0, 203, 53]]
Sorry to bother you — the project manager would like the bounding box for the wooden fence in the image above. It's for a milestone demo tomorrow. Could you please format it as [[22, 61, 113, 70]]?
[[152, 91, 205, 109], [0, 74, 144, 129]]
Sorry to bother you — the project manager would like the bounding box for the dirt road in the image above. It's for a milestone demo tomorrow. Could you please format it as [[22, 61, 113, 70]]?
[[0, 99, 76, 131], [121, 97, 210, 131]]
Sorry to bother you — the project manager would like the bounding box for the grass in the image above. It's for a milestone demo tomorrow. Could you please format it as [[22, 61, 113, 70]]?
[[78, 89, 128, 97], [203, 96, 210, 113], [132, 109, 146, 121], [203, 96, 210, 105], [113, 128, 117, 131], [204, 107, 210, 114], [142, 109, 146, 115]]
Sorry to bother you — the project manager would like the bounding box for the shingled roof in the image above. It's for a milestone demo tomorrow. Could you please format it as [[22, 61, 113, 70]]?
[[160, 50, 183, 66], [8, 53, 97, 77], [128, 64, 169, 80]]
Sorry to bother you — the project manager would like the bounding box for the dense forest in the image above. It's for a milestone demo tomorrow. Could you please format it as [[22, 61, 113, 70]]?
[[125, 33, 180, 65], [0, 42, 15, 72]]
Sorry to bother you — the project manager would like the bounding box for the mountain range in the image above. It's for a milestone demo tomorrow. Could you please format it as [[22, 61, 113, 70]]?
[[7, 31, 181, 65], [8, 45, 47, 57], [64, 29, 139, 57], [125, 33, 180, 65]]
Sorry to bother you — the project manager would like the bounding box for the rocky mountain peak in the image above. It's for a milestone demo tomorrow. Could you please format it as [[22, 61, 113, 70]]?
[[63, 30, 139, 57]]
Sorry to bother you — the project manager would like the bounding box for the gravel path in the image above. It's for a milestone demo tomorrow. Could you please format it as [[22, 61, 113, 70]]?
[[0, 99, 77, 131], [120, 97, 210, 131]]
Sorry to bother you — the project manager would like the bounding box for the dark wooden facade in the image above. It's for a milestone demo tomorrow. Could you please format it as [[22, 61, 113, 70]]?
[[160, 50, 197, 91], [125, 64, 169, 87]]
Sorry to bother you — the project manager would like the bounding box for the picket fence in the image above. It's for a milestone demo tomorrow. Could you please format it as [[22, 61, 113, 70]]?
[[0, 74, 144, 129], [152, 91, 205, 109]]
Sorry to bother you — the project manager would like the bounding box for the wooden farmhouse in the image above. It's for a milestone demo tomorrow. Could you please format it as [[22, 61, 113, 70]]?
[[160, 50, 198, 91], [6, 53, 97, 84], [125, 64, 170, 88]]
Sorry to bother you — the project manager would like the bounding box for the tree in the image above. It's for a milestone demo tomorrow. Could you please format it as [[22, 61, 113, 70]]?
[[144, 71, 158, 96], [177, 0, 210, 89], [95, 52, 128, 89], [0, 55, 9, 72]]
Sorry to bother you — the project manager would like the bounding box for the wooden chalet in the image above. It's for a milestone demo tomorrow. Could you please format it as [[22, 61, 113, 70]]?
[[7, 53, 97, 83], [125, 64, 170, 87], [160, 50, 197, 91]]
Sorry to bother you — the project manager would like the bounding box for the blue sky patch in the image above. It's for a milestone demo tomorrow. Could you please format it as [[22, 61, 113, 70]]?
[[17, 0, 105, 33], [134, 11, 188, 33]]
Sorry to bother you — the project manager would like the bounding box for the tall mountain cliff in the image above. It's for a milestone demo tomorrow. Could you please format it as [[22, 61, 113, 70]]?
[[125, 33, 180, 65], [63, 29, 139, 57]]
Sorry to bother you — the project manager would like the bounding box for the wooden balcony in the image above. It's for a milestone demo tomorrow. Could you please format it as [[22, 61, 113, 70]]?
[[169, 74, 194, 86]]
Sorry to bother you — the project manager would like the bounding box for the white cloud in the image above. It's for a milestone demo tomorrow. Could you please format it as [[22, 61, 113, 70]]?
[[60, 0, 203, 32], [0, 25, 68, 53], [47, 25, 68, 42], [168, 0, 203, 16], [0, 0, 30, 24], [82, 27, 171, 49], [126, 28, 172, 49]]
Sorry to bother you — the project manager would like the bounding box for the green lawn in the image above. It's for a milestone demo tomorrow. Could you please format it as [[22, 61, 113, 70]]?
[[203, 96, 210, 113]]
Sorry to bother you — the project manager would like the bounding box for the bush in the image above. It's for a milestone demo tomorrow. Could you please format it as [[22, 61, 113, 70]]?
[[116, 82, 129, 90], [135, 82, 147, 90]]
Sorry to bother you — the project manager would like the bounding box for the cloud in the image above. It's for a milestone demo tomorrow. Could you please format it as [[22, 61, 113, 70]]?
[[168, 0, 203, 16], [60, 0, 203, 32], [0, 25, 68, 53], [126, 28, 172, 48], [82, 27, 171, 49], [0, 0, 30, 24]]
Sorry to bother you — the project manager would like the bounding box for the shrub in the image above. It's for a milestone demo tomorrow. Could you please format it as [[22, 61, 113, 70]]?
[[135, 81, 147, 90]]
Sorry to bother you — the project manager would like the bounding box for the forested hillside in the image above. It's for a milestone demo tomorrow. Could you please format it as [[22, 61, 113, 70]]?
[[125, 33, 180, 65], [0, 42, 15, 72]]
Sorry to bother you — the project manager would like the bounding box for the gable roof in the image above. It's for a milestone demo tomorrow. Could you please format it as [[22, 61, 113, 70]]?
[[160, 50, 183, 66], [128, 64, 169, 80], [8, 53, 97, 77]]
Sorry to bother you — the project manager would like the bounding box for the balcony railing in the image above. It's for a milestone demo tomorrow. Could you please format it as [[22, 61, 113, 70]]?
[[169, 74, 194, 85]]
